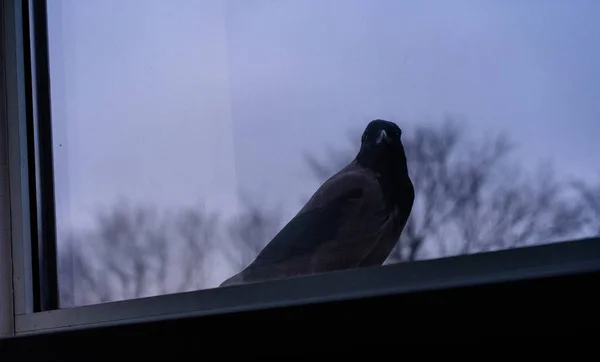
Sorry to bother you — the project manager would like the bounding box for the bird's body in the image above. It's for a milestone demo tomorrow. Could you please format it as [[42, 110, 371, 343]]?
[[220, 119, 414, 287]]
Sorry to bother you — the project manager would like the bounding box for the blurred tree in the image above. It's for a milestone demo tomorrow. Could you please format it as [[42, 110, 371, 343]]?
[[572, 175, 600, 235], [305, 119, 586, 262], [58, 119, 595, 307], [58, 201, 220, 307], [224, 200, 282, 273]]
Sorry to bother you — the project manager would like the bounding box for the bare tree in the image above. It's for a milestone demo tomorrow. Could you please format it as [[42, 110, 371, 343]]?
[[59, 201, 219, 307], [305, 119, 585, 263], [224, 199, 282, 272], [572, 176, 600, 235], [58, 198, 282, 307], [57, 119, 592, 306]]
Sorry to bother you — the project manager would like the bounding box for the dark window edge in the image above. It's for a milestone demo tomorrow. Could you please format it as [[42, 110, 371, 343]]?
[[11, 237, 600, 336]]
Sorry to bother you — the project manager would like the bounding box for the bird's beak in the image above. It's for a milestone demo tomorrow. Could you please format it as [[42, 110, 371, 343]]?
[[375, 129, 388, 145]]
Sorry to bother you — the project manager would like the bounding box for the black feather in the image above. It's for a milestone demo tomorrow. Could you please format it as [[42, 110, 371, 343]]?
[[249, 188, 363, 268], [220, 119, 414, 287]]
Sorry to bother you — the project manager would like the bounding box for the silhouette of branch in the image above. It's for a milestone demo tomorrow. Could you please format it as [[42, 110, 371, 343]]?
[[58, 119, 595, 306], [224, 201, 282, 272], [59, 202, 218, 306], [572, 177, 600, 235]]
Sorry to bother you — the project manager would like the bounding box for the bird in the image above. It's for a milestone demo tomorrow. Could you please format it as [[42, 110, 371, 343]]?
[[220, 119, 415, 287]]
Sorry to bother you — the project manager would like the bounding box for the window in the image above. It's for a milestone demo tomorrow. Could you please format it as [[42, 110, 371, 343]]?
[[2, 0, 599, 336]]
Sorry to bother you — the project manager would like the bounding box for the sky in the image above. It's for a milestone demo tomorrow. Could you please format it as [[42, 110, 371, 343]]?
[[46, 0, 600, 287]]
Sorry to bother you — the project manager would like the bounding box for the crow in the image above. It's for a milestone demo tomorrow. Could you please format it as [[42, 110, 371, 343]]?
[[220, 119, 415, 287]]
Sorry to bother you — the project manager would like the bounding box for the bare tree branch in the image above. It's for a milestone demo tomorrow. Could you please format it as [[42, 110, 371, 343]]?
[[224, 201, 282, 272], [59, 202, 218, 306], [572, 176, 600, 235], [58, 119, 595, 307]]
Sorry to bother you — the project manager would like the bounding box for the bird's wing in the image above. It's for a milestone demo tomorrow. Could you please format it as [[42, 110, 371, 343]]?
[[358, 179, 415, 266], [248, 168, 378, 269], [398, 180, 415, 230]]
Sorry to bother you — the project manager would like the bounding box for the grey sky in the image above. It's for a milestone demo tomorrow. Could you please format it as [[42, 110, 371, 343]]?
[[225, 0, 600, 204], [46, 0, 600, 285]]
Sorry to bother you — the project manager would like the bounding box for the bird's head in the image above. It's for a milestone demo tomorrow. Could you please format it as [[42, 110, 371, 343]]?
[[360, 119, 403, 152], [357, 119, 407, 173]]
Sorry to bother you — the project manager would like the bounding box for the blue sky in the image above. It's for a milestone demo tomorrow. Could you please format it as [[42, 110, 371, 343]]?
[[46, 0, 600, 283]]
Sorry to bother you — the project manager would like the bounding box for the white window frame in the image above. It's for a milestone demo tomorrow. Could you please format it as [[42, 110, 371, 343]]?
[[2, 0, 599, 338]]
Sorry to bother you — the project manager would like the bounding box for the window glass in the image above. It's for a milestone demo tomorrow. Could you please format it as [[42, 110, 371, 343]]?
[[47, 0, 600, 307]]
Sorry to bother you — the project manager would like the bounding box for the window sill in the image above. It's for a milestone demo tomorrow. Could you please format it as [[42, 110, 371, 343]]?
[[13, 237, 600, 336]]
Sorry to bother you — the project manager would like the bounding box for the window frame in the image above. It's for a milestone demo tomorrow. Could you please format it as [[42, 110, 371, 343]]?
[[24, 0, 60, 313], [2, 0, 600, 338]]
